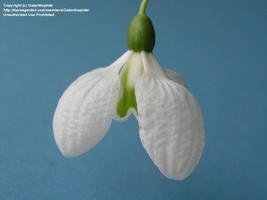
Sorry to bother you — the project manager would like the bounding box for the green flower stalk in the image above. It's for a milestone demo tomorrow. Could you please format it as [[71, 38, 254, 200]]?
[[53, 0, 205, 180]]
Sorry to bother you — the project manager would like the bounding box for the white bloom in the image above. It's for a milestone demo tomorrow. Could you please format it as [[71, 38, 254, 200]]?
[[53, 51, 205, 180]]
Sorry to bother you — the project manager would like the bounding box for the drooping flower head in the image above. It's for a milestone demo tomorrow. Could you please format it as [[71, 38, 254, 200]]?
[[53, 0, 205, 180]]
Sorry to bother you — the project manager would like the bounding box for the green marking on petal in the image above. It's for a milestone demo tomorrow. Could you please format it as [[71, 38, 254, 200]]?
[[116, 54, 143, 118]]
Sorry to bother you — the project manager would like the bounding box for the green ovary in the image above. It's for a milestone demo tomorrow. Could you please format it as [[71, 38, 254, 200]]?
[[116, 55, 143, 118]]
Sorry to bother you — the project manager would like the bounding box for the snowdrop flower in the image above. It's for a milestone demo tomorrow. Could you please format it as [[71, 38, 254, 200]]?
[[53, 0, 204, 180]]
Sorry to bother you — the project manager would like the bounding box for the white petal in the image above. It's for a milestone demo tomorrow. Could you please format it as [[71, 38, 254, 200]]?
[[136, 54, 204, 180], [53, 52, 131, 157], [141, 52, 166, 78], [164, 68, 186, 86], [108, 51, 133, 73]]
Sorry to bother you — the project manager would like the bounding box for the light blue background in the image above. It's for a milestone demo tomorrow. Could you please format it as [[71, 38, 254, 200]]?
[[0, 0, 266, 199]]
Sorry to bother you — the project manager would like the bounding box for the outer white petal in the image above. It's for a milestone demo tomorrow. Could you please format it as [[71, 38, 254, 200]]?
[[53, 51, 131, 157], [136, 53, 204, 180], [164, 68, 186, 86]]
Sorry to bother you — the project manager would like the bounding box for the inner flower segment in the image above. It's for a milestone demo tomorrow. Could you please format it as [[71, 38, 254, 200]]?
[[116, 53, 144, 118]]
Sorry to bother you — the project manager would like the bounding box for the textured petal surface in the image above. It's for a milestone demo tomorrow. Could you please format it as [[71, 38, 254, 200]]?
[[164, 68, 186, 86], [136, 53, 204, 180], [53, 52, 131, 157]]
